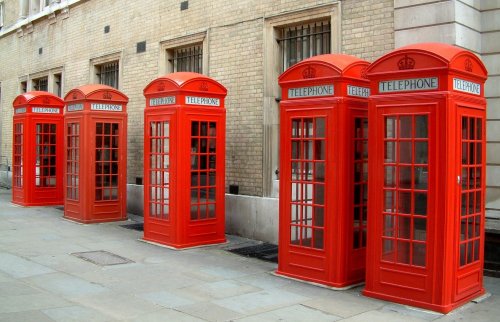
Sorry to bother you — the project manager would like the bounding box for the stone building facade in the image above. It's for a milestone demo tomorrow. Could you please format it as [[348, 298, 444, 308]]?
[[0, 0, 498, 243]]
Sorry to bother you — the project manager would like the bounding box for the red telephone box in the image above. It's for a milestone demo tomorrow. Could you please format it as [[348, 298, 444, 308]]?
[[143, 72, 227, 249], [63, 85, 128, 223], [363, 43, 488, 313], [277, 54, 370, 287], [11, 91, 64, 206]]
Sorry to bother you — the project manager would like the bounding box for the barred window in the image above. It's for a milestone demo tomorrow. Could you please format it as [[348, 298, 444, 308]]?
[[97, 61, 119, 89], [278, 21, 331, 71], [33, 77, 48, 91], [172, 44, 203, 74]]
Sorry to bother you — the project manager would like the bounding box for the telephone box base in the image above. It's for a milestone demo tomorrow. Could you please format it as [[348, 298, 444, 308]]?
[[142, 237, 227, 250], [274, 270, 364, 290], [275, 270, 363, 290], [63, 215, 127, 224], [140, 238, 227, 250], [362, 288, 485, 314], [11, 200, 63, 207]]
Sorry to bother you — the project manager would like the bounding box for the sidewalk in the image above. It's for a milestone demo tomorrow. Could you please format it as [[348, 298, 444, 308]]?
[[0, 188, 499, 322]]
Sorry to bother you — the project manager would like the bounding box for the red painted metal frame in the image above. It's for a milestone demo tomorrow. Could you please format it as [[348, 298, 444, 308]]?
[[12, 91, 65, 206], [277, 54, 370, 287], [363, 43, 488, 313], [63, 85, 128, 223], [143, 72, 227, 249]]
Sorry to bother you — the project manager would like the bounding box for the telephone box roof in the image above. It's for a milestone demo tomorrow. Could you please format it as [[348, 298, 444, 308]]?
[[367, 42, 487, 79], [64, 84, 129, 102], [13, 91, 64, 107], [279, 54, 370, 83], [143, 72, 227, 95]]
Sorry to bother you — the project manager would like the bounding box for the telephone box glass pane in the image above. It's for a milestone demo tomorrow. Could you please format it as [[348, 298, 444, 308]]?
[[13, 123, 24, 188], [148, 121, 170, 220], [382, 115, 428, 267], [95, 122, 120, 201], [289, 117, 326, 249], [66, 123, 80, 200], [459, 116, 483, 267], [353, 117, 368, 249], [190, 121, 216, 221], [35, 123, 57, 187]]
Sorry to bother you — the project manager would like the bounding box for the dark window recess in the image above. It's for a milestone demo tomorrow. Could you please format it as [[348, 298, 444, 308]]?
[[39, 47, 43, 55], [278, 20, 331, 71], [104, 25, 110, 33], [97, 61, 119, 89], [33, 77, 48, 91], [181, 1, 189, 10], [137, 41, 146, 53], [172, 44, 203, 73]]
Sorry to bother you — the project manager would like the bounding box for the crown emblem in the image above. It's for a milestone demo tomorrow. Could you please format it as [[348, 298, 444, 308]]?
[[103, 91, 112, 99], [199, 81, 209, 91], [398, 55, 415, 70], [72, 92, 77, 99], [465, 58, 473, 72], [302, 66, 316, 79], [43, 97, 50, 104], [157, 81, 165, 91]]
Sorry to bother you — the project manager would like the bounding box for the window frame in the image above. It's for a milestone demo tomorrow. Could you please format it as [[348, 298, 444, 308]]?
[[19, 67, 64, 96], [90, 52, 122, 90], [159, 32, 208, 75]]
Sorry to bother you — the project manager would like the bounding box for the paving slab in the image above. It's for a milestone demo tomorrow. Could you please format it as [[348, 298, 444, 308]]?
[[213, 288, 310, 315], [0, 252, 55, 278], [0, 281, 43, 296], [73, 292, 162, 320], [42, 305, 114, 322], [0, 293, 70, 314], [138, 290, 197, 308], [0, 310, 56, 322], [234, 304, 342, 322], [125, 308, 206, 322], [177, 301, 244, 322], [25, 272, 108, 298], [178, 279, 261, 301]]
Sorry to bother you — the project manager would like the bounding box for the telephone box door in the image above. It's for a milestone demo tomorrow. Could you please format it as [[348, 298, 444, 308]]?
[[144, 113, 175, 243], [373, 104, 435, 303], [186, 115, 225, 244], [92, 118, 126, 217], [280, 109, 330, 282], [455, 107, 485, 302]]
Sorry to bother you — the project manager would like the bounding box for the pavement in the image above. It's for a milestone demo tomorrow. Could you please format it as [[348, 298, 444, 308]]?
[[1, 188, 500, 322]]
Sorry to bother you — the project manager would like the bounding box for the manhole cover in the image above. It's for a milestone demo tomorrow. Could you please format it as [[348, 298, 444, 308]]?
[[120, 223, 144, 231], [227, 243, 278, 263], [71, 250, 134, 266]]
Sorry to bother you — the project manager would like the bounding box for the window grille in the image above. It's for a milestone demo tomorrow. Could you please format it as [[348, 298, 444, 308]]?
[[97, 61, 119, 89], [278, 21, 331, 71], [172, 44, 203, 74], [33, 77, 48, 91]]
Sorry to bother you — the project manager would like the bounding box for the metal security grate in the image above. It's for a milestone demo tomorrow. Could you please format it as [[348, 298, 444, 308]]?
[[120, 223, 144, 231], [173, 44, 203, 73], [278, 21, 331, 71], [97, 61, 119, 88], [228, 243, 278, 263], [71, 251, 134, 266]]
